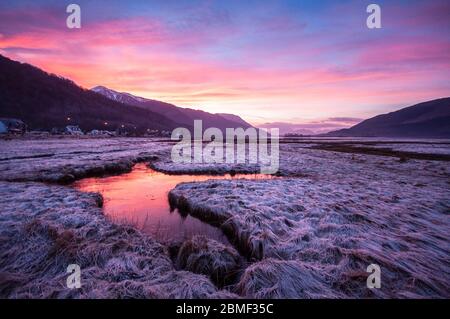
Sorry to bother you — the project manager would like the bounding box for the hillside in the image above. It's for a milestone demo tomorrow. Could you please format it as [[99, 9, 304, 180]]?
[[0, 55, 181, 134], [92, 86, 253, 131], [327, 98, 450, 138]]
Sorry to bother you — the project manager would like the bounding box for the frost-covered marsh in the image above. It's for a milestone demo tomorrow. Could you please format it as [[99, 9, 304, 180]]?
[[169, 141, 450, 298], [0, 181, 237, 298], [0, 137, 236, 298], [0, 137, 171, 183], [0, 137, 449, 298]]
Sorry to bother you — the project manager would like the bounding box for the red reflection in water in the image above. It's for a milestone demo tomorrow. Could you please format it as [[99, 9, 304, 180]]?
[[73, 163, 272, 244]]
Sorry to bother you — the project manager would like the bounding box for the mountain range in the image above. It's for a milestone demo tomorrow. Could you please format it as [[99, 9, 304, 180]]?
[[0, 54, 251, 134], [0, 53, 449, 138], [91, 86, 253, 132]]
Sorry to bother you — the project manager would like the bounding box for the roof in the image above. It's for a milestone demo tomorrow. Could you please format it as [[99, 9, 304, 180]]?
[[0, 118, 25, 125]]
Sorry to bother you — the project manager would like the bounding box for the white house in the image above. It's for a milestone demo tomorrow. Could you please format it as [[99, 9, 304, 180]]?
[[65, 125, 84, 135]]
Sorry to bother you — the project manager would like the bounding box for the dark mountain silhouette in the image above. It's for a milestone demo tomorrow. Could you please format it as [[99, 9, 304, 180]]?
[[216, 113, 253, 127], [326, 98, 450, 138], [0, 54, 183, 134], [91, 86, 188, 123], [91, 86, 253, 131]]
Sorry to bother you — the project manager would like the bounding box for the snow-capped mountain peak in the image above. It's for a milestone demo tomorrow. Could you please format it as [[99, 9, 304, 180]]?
[[91, 85, 254, 130], [91, 86, 144, 104]]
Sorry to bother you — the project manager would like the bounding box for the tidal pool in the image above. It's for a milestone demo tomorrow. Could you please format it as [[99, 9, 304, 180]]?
[[73, 163, 272, 244]]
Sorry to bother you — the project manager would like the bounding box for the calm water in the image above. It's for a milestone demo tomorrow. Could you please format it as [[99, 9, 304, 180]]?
[[73, 163, 272, 244]]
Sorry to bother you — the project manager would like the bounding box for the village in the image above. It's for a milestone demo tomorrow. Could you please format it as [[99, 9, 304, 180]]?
[[0, 117, 172, 138]]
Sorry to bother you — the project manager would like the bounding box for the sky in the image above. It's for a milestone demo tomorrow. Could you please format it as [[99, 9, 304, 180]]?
[[0, 0, 449, 132]]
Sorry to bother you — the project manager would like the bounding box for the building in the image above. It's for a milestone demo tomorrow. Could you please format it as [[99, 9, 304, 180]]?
[[0, 118, 27, 135], [64, 125, 84, 135], [87, 130, 115, 137]]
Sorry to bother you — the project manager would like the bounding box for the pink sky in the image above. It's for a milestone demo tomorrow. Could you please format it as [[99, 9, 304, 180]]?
[[0, 0, 449, 129]]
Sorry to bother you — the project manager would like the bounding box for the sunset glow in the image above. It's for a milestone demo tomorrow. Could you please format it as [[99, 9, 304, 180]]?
[[1, 0, 449, 127]]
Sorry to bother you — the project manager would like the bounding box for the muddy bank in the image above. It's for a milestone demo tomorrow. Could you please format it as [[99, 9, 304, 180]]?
[[174, 236, 244, 288], [168, 191, 258, 261]]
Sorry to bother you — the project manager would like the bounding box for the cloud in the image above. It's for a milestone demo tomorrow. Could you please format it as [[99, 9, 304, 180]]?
[[0, 1, 448, 123]]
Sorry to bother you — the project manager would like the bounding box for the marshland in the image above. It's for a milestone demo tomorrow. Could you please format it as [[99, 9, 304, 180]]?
[[0, 136, 449, 298]]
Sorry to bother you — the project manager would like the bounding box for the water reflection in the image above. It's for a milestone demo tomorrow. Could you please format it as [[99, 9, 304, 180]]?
[[73, 163, 272, 244]]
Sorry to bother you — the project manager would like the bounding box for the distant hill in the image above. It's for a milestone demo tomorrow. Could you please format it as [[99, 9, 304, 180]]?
[[92, 86, 253, 131], [0, 55, 181, 134], [326, 98, 450, 138]]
